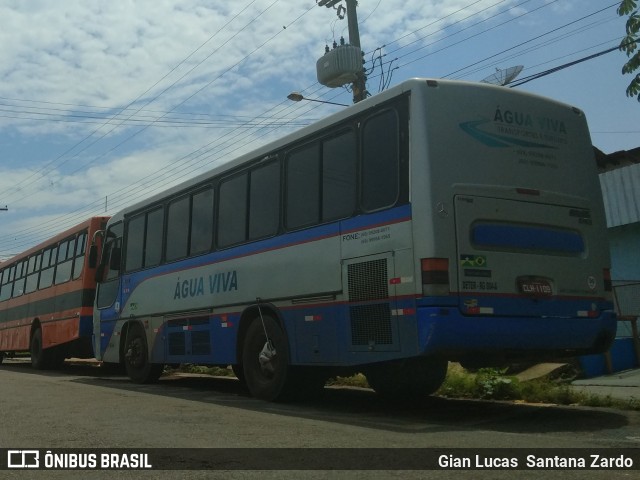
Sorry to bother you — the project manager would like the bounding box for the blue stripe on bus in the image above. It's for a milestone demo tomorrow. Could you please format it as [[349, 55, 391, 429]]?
[[471, 223, 584, 254], [129, 204, 412, 282]]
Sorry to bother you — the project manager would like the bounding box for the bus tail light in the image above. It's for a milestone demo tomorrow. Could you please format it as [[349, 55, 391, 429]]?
[[421, 258, 450, 296]]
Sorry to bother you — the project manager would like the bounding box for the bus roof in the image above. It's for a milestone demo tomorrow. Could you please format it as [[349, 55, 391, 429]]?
[[110, 77, 582, 223], [1, 216, 110, 266]]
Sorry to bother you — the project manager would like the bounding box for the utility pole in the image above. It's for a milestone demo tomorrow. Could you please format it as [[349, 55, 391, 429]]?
[[317, 0, 367, 103], [344, 0, 367, 103]]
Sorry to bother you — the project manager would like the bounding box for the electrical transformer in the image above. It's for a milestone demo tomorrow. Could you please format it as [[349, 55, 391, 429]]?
[[316, 44, 362, 88]]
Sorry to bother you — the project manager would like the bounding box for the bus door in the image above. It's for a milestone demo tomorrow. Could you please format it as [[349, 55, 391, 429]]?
[[454, 194, 596, 318], [94, 222, 123, 361], [342, 252, 401, 353]]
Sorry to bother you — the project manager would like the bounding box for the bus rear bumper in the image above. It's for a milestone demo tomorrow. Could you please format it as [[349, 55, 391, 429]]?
[[416, 307, 617, 361]]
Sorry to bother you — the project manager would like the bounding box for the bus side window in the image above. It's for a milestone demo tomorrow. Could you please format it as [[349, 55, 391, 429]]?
[[218, 173, 248, 248], [166, 197, 190, 261], [125, 214, 145, 271], [361, 109, 399, 212], [286, 143, 320, 229], [73, 232, 88, 279], [96, 223, 123, 309], [54, 239, 73, 285], [125, 207, 165, 272], [0, 267, 11, 301], [249, 161, 280, 240], [12, 261, 26, 298], [190, 188, 214, 255], [39, 248, 55, 289], [25, 253, 42, 294], [145, 207, 164, 266], [322, 130, 357, 222]]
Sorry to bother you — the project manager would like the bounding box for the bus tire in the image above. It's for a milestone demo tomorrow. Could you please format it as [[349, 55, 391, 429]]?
[[30, 328, 48, 370], [0, 352, 4, 365], [231, 364, 247, 386], [48, 345, 66, 370], [365, 357, 448, 400], [124, 325, 163, 384], [242, 316, 293, 401]]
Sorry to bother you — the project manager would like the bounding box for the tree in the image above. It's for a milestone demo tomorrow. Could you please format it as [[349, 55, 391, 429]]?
[[618, 0, 640, 101]]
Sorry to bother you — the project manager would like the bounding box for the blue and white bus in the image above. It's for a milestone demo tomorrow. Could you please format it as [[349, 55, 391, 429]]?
[[92, 78, 616, 401]]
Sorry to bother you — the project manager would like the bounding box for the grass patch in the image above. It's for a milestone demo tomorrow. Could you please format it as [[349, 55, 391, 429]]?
[[437, 364, 520, 400], [167, 364, 236, 377], [438, 363, 640, 411], [168, 362, 639, 411], [326, 373, 369, 388]]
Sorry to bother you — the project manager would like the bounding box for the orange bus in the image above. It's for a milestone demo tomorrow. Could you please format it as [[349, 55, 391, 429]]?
[[0, 217, 109, 369]]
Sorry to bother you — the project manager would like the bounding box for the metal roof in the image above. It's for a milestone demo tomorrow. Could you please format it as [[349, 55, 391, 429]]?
[[599, 162, 640, 228]]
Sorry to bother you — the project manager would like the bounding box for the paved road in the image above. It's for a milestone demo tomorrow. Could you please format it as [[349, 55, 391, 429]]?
[[1, 359, 639, 480]]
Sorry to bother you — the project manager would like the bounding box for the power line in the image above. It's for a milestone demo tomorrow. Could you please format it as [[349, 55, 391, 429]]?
[[442, 2, 619, 80], [0, 0, 265, 203], [509, 39, 637, 87], [0, 3, 319, 253]]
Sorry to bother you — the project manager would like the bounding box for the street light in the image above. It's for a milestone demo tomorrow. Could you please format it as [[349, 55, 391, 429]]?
[[287, 92, 348, 107]]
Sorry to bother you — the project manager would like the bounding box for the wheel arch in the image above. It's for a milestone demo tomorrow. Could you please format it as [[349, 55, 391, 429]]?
[[235, 302, 287, 365], [118, 319, 145, 363], [30, 318, 42, 338]]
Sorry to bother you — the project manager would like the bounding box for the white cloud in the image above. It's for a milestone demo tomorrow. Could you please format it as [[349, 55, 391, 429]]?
[[0, 0, 635, 259]]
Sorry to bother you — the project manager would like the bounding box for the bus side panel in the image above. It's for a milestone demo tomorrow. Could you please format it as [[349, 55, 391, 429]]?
[[0, 322, 30, 351], [289, 206, 418, 366], [155, 312, 240, 365], [112, 222, 345, 366], [117, 223, 344, 322]]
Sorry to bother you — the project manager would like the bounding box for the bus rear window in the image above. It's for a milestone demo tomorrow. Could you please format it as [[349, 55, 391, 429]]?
[[471, 222, 585, 256]]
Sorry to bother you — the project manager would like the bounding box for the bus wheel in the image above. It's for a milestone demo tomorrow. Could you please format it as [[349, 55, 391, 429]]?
[[30, 328, 48, 370], [231, 364, 246, 386], [124, 325, 163, 384], [49, 346, 67, 370], [0, 352, 4, 364], [365, 357, 448, 400], [242, 316, 292, 401]]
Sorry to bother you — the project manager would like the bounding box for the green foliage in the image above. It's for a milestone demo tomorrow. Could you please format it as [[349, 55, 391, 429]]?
[[438, 364, 639, 410], [326, 373, 369, 388], [169, 364, 236, 377], [474, 368, 520, 399], [438, 366, 520, 400], [618, 1, 640, 100], [618, 0, 637, 16]]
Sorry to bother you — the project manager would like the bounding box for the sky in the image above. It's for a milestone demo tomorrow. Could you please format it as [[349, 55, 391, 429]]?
[[0, 0, 637, 260]]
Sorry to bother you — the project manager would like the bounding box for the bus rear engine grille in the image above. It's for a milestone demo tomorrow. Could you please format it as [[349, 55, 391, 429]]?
[[348, 258, 393, 346]]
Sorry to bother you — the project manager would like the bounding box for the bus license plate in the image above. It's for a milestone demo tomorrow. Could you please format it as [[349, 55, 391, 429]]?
[[518, 278, 553, 296]]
